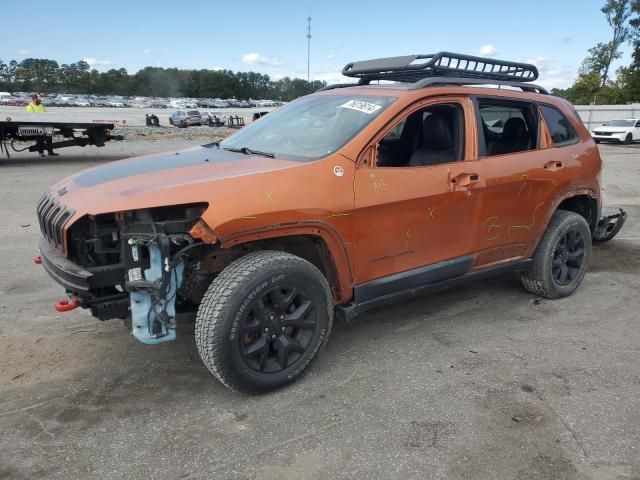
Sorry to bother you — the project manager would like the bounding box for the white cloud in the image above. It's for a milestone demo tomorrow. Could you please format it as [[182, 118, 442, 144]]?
[[143, 48, 151, 54], [83, 57, 112, 68], [478, 44, 497, 57], [17, 49, 30, 56], [326, 54, 335, 60], [525, 57, 577, 90], [242, 52, 281, 66], [211, 66, 223, 71]]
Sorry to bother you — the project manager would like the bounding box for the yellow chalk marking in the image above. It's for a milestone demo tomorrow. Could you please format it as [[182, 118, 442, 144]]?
[[482, 216, 502, 241], [508, 202, 545, 241], [322, 212, 353, 220]]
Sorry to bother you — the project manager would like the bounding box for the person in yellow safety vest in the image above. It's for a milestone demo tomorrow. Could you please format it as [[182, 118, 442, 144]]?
[[25, 94, 58, 157]]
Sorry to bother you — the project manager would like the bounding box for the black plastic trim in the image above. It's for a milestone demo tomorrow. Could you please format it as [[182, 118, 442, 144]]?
[[354, 255, 474, 303], [39, 237, 124, 293], [39, 237, 92, 292], [338, 258, 532, 322]]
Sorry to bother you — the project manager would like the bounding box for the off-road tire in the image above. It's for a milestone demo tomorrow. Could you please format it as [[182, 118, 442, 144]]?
[[195, 250, 333, 394], [521, 210, 591, 299], [624, 133, 633, 145]]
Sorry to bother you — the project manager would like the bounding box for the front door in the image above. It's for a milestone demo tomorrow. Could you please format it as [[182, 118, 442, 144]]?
[[352, 97, 483, 295]]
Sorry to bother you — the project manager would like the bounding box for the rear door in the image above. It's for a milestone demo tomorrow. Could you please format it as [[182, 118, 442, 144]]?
[[472, 97, 558, 267]]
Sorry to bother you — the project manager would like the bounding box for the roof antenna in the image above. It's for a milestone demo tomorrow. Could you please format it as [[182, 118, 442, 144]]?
[[306, 10, 312, 82]]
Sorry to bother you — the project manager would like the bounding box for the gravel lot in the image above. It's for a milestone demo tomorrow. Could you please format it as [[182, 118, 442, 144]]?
[[0, 141, 639, 480]]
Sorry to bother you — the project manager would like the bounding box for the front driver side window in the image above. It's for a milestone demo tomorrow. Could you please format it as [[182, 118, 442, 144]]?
[[376, 103, 464, 167]]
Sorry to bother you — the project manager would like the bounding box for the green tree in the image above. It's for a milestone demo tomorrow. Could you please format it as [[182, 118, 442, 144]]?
[[579, 0, 632, 87]]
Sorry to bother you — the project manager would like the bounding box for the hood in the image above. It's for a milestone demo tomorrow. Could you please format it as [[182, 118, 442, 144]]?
[[53, 145, 301, 217]]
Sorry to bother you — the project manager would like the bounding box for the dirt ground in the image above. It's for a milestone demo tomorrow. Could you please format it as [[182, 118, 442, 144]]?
[[0, 140, 639, 480]]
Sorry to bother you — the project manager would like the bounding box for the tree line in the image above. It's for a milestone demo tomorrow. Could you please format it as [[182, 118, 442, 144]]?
[[0, 59, 326, 101], [552, 0, 640, 104]]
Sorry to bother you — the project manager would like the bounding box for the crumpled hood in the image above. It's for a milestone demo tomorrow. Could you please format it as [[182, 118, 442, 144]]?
[[53, 145, 301, 217]]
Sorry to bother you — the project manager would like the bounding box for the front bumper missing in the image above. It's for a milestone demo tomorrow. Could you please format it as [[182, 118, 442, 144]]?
[[594, 208, 627, 242]]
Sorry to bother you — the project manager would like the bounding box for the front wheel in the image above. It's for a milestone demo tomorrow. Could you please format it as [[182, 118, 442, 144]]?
[[521, 210, 591, 299], [195, 251, 333, 394], [623, 133, 633, 145]]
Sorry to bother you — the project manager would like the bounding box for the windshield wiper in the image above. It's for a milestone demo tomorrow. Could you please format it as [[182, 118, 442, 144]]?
[[223, 146, 275, 158]]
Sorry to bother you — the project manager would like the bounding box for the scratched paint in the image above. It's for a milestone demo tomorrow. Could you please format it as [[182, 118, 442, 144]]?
[[369, 172, 387, 191], [322, 212, 353, 220], [264, 191, 275, 202], [507, 202, 545, 241], [482, 216, 502, 241], [518, 174, 533, 199], [404, 230, 411, 248], [426, 206, 437, 220]]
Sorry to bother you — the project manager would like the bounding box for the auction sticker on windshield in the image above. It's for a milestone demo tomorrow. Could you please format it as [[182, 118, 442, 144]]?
[[339, 99, 382, 114]]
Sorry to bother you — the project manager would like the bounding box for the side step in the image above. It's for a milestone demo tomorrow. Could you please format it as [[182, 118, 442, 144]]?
[[336, 259, 532, 322]]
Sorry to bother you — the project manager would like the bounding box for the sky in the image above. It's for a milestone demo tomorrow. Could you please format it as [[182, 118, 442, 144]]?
[[1, 0, 635, 90]]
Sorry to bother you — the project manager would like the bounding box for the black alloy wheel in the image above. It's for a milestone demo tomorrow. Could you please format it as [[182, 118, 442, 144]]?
[[551, 230, 585, 286], [239, 285, 317, 373]]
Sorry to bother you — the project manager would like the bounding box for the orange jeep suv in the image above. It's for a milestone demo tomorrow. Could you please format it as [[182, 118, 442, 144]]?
[[37, 52, 626, 393]]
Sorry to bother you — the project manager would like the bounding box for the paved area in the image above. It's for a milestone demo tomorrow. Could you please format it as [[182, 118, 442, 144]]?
[[0, 143, 639, 480]]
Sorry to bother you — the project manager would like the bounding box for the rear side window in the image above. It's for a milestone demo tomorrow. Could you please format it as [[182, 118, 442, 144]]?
[[477, 100, 539, 156], [539, 105, 577, 146]]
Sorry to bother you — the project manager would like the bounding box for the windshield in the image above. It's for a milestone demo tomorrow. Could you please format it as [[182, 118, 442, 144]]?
[[221, 94, 396, 161], [603, 119, 635, 127]]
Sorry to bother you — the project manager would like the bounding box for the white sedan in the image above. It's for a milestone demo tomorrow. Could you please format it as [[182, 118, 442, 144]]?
[[592, 119, 640, 145]]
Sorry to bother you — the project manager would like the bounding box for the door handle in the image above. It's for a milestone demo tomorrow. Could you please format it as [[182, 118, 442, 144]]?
[[544, 161, 563, 171], [451, 173, 480, 188]]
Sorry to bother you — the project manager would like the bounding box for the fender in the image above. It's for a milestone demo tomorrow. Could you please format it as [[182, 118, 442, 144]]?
[[527, 186, 598, 256], [216, 220, 354, 303]]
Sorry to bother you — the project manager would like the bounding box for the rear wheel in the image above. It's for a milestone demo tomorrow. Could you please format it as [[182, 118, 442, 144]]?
[[624, 133, 633, 145], [521, 210, 591, 299], [195, 251, 333, 394]]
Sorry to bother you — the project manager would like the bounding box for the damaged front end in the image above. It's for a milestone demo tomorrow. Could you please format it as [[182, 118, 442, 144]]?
[[594, 208, 627, 242], [38, 201, 209, 345]]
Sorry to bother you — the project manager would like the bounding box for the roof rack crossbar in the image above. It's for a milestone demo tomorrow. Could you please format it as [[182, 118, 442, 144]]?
[[315, 76, 548, 94], [342, 51, 539, 84], [410, 77, 548, 94]]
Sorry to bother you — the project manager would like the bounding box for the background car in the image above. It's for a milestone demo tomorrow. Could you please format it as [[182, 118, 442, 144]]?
[[592, 118, 640, 144], [169, 110, 201, 127]]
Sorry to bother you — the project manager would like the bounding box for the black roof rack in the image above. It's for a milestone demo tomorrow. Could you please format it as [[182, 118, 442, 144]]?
[[342, 51, 539, 84]]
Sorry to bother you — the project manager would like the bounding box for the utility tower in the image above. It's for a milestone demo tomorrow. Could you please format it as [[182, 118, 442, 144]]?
[[306, 15, 312, 82]]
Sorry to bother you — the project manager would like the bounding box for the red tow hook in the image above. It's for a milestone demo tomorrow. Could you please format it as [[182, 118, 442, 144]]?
[[34, 255, 42, 265], [55, 297, 79, 312]]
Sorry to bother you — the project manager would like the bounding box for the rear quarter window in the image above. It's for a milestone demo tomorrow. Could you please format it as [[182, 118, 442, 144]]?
[[539, 105, 578, 146]]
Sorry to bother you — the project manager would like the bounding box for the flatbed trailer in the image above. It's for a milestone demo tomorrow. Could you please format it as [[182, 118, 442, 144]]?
[[0, 113, 124, 158]]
